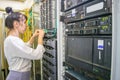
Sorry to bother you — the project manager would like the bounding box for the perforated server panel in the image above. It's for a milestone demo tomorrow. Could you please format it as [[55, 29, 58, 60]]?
[[40, 0, 56, 29], [43, 39, 57, 80], [65, 36, 93, 72], [40, 0, 57, 80]]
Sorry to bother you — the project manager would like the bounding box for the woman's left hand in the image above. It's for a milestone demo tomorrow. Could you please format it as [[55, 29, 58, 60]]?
[[32, 29, 40, 38]]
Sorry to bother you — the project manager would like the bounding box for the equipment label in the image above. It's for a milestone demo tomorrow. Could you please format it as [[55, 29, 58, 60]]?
[[98, 40, 104, 50], [72, 9, 76, 17]]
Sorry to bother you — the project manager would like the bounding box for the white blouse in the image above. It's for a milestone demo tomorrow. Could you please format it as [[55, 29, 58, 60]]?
[[4, 35, 45, 72]]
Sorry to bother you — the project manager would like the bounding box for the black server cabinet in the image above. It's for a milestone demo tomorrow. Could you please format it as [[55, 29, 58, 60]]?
[[62, 0, 112, 79], [65, 36, 93, 72], [93, 37, 112, 80], [93, 37, 112, 68]]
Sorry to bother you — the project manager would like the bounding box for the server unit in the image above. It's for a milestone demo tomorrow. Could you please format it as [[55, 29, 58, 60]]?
[[65, 36, 112, 80], [93, 37, 112, 80], [64, 0, 82, 10], [93, 37, 112, 68], [65, 15, 112, 35], [85, 0, 112, 17], [65, 36, 93, 72], [65, 70, 93, 80], [64, 0, 93, 10], [64, 0, 112, 22]]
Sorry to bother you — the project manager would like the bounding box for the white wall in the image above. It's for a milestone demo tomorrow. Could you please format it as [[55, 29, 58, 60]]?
[[0, 0, 34, 11]]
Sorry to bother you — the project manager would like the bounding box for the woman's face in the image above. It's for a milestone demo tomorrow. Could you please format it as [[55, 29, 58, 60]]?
[[17, 15, 27, 34]]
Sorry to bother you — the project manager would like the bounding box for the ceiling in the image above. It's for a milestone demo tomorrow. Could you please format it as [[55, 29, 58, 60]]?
[[0, 0, 34, 11], [0, 0, 26, 2]]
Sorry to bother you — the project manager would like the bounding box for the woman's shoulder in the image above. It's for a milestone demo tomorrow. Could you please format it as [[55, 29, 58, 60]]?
[[4, 35, 22, 44]]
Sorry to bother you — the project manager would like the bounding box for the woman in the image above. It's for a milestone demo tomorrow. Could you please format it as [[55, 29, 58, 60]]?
[[4, 12, 45, 80]]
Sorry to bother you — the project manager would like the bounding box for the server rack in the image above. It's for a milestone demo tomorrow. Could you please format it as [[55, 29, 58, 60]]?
[[63, 0, 112, 80], [40, 0, 58, 80], [38, 0, 119, 80]]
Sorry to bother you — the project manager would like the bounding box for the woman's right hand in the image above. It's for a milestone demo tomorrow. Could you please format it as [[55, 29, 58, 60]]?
[[38, 29, 45, 38]]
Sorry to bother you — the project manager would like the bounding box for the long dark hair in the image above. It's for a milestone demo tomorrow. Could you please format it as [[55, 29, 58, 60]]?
[[5, 12, 22, 29]]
